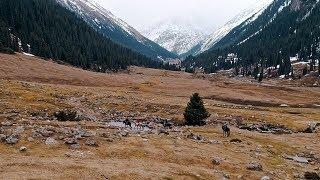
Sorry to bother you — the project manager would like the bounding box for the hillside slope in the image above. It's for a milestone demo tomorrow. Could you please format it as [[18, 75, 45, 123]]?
[[57, 0, 177, 60], [0, 0, 166, 71], [185, 0, 320, 72], [0, 52, 319, 179], [190, 0, 274, 56]]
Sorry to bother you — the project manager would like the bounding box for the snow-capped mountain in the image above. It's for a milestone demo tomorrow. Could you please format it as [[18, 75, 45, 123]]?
[[191, 0, 274, 55], [184, 0, 320, 71], [213, 0, 320, 50], [141, 19, 209, 56], [56, 0, 177, 59]]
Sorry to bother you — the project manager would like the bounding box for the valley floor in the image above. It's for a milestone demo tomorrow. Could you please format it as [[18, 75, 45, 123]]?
[[0, 53, 319, 179]]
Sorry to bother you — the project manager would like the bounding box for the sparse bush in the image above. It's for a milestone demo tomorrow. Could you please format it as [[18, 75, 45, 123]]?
[[184, 93, 210, 126], [54, 110, 78, 121]]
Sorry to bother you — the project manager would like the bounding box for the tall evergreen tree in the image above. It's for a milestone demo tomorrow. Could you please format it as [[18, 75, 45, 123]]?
[[184, 93, 210, 126]]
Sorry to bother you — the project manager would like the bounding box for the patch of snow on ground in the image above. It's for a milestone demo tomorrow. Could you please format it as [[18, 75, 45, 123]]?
[[23, 52, 35, 57]]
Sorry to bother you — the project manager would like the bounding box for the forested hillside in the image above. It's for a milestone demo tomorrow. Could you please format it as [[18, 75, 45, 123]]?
[[57, 0, 177, 60], [0, 0, 173, 71], [184, 0, 320, 75]]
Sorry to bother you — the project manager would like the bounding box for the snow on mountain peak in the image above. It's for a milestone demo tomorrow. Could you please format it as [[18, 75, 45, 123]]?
[[197, 0, 274, 54], [56, 0, 177, 59], [142, 18, 209, 56]]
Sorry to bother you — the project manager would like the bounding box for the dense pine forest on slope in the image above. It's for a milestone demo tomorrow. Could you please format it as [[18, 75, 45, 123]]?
[[184, 0, 320, 74], [57, 0, 177, 60], [0, 0, 176, 71]]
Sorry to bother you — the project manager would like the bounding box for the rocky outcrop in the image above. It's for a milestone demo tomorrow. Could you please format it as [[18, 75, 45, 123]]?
[[291, 0, 301, 11], [246, 162, 263, 171]]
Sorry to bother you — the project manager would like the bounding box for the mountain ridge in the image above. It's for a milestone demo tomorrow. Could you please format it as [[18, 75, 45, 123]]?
[[188, 0, 274, 56], [141, 18, 209, 57], [183, 0, 320, 75], [0, 0, 171, 72], [57, 0, 177, 60]]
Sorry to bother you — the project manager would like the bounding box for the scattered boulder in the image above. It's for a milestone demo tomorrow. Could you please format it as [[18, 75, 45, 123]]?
[[1, 121, 13, 126], [230, 138, 242, 143], [302, 124, 317, 133], [280, 104, 289, 107], [158, 129, 169, 135], [261, 176, 270, 180], [246, 162, 263, 171], [5, 135, 19, 144], [85, 139, 99, 147], [36, 127, 54, 137], [64, 138, 78, 145], [0, 134, 6, 141], [13, 126, 25, 134], [209, 140, 222, 144], [294, 173, 304, 179], [304, 172, 320, 180], [70, 144, 81, 149], [212, 157, 222, 165], [186, 133, 203, 141], [27, 137, 35, 142], [119, 131, 129, 137], [54, 110, 78, 121], [285, 155, 310, 164], [74, 129, 92, 138], [223, 172, 230, 179], [238, 123, 292, 134], [45, 137, 58, 146], [19, 146, 28, 152]]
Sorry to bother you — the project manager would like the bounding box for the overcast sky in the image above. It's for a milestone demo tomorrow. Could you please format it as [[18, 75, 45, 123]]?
[[95, 0, 260, 32]]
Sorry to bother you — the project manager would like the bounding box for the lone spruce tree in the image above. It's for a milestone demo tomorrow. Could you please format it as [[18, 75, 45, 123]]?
[[184, 93, 210, 126]]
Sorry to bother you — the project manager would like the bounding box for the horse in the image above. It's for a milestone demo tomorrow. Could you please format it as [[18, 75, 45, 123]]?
[[162, 119, 173, 129], [222, 123, 230, 137], [123, 119, 132, 128]]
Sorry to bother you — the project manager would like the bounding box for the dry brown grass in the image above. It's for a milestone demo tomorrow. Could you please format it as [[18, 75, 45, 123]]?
[[0, 53, 319, 179]]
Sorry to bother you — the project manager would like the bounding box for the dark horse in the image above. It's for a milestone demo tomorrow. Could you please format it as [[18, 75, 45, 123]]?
[[222, 123, 230, 137], [123, 119, 132, 128], [162, 119, 173, 129]]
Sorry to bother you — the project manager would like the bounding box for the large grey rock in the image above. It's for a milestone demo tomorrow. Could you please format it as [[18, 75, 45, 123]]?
[[261, 176, 270, 180], [212, 157, 222, 165], [13, 126, 25, 134], [45, 137, 58, 146], [27, 137, 35, 142], [186, 133, 203, 141], [5, 135, 19, 144], [64, 138, 78, 145], [1, 121, 13, 126], [36, 127, 54, 137], [246, 162, 263, 171], [85, 139, 98, 147], [119, 131, 129, 137], [0, 134, 6, 141], [286, 155, 309, 164], [19, 146, 28, 152]]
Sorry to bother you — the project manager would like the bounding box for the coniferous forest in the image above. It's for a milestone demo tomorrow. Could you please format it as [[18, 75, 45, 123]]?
[[0, 0, 177, 71], [183, 0, 320, 75]]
